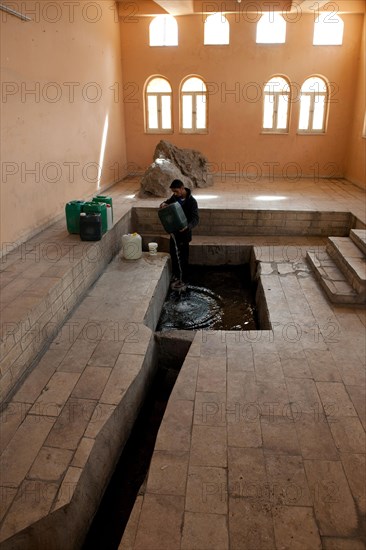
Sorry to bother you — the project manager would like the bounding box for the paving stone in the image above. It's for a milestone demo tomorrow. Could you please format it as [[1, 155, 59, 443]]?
[[286, 378, 323, 415], [0, 480, 59, 543], [294, 413, 339, 460], [280, 353, 313, 379], [52, 466, 82, 510], [28, 446, 74, 482], [121, 324, 153, 355], [0, 415, 56, 487], [44, 398, 96, 451], [185, 466, 227, 516], [272, 505, 322, 549], [84, 403, 116, 439], [181, 511, 229, 549], [346, 384, 366, 430], [71, 367, 112, 401], [71, 437, 94, 469], [0, 483, 18, 526], [227, 415, 262, 448], [99, 354, 144, 406], [340, 453, 366, 515], [200, 333, 227, 357], [328, 416, 366, 454], [315, 382, 358, 417], [264, 455, 312, 506], [228, 447, 267, 501], [190, 425, 227, 468], [255, 379, 290, 412], [193, 391, 226, 426], [0, 402, 32, 454], [330, 347, 366, 386], [87, 340, 124, 367], [254, 353, 285, 382], [118, 495, 143, 549], [134, 494, 184, 550], [145, 450, 189, 497], [11, 350, 63, 404], [261, 415, 301, 456], [304, 349, 342, 382], [321, 537, 366, 549], [57, 336, 99, 373], [229, 498, 276, 549], [155, 400, 194, 453], [227, 371, 257, 404], [169, 356, 198, 401], [30, 371, 81, 417], [196, 355, 227, 393], [304, 459, 358, 536]]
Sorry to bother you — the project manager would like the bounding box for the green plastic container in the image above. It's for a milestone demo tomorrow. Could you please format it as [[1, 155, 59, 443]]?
[[65, 200, 85, 234], [93, 195, 113, 221], [158, 202, 188, 234], [82, 202, 107, 234]]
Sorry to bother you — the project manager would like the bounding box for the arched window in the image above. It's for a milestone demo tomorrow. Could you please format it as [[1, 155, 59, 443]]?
[[204, 13, 230, 45], [256, 13, 286, 44], [145, 77, 173, 133], [298, 76, 328, 133], [263, 76, 290, 132], [313, 13, 344, 45], [149, 15, 178, 46], [180, 77, 208, 133]]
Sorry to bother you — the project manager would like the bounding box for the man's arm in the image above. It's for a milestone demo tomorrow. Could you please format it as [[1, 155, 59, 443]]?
[[159, 195, 175, 208]]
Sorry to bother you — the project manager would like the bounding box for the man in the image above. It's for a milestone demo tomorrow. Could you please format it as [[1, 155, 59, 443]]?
[[160, 179, 199, 290]]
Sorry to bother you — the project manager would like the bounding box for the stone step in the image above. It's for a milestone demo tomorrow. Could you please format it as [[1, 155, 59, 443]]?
[[306, 251, 364, 305], [350, 229, 366, 256], [326, 237, 366, 294]]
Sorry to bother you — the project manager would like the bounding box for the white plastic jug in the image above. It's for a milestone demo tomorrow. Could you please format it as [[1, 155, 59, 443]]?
[[122, 233, 142, 260], [106, 204, 113, 230]]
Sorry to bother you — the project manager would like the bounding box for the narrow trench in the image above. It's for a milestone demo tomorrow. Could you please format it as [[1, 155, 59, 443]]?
[[82, 262, 263, 548], [82, 333, 193, 550]]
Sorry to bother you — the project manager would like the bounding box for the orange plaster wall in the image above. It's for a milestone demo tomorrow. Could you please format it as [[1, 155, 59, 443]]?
[[0, 1, 127, 249], [345, 15, 366, 188], [120, 12, 364, 181]]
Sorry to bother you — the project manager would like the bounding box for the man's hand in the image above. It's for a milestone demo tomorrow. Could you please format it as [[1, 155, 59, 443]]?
[[159, 202, 168, 209]]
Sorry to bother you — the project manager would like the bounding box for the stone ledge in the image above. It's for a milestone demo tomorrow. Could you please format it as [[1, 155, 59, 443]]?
[[0, 253, 170, 549], [0, 209, 132, 403], [350, 229, 366, 255], [326, 237, 366, 294], [306, 251, 364, 306]]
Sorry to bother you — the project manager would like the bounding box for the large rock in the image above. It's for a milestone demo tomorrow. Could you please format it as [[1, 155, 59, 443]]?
[[139, 140, 213, 197], [139, 158, 192, 198], [154, 140, 213, 188]]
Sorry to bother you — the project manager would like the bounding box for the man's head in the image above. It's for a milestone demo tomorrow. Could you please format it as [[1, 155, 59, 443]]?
[[170, 179, 186, 198]]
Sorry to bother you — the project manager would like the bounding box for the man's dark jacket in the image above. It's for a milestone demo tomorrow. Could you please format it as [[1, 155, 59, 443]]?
[[165, 188, 199, 242]]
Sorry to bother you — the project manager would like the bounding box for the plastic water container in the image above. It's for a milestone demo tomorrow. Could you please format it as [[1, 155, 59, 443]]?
[[82, 202, 107, 234], [106, 204, 113, 230], [80, 213, 102, 241], [65, 200, 85, 234], [158, 202, 187, 234], [93, 195, 113, 222], [122, 233, 142, 260]]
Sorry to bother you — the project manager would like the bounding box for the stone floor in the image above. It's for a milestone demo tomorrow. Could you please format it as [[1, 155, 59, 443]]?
[[119, 244, 366, 550], [1, 177, 366, 549]]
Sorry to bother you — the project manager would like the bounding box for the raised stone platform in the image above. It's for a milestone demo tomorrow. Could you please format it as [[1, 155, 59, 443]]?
[[0, 252, 170, 549], [133, 207, 359, 238]]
